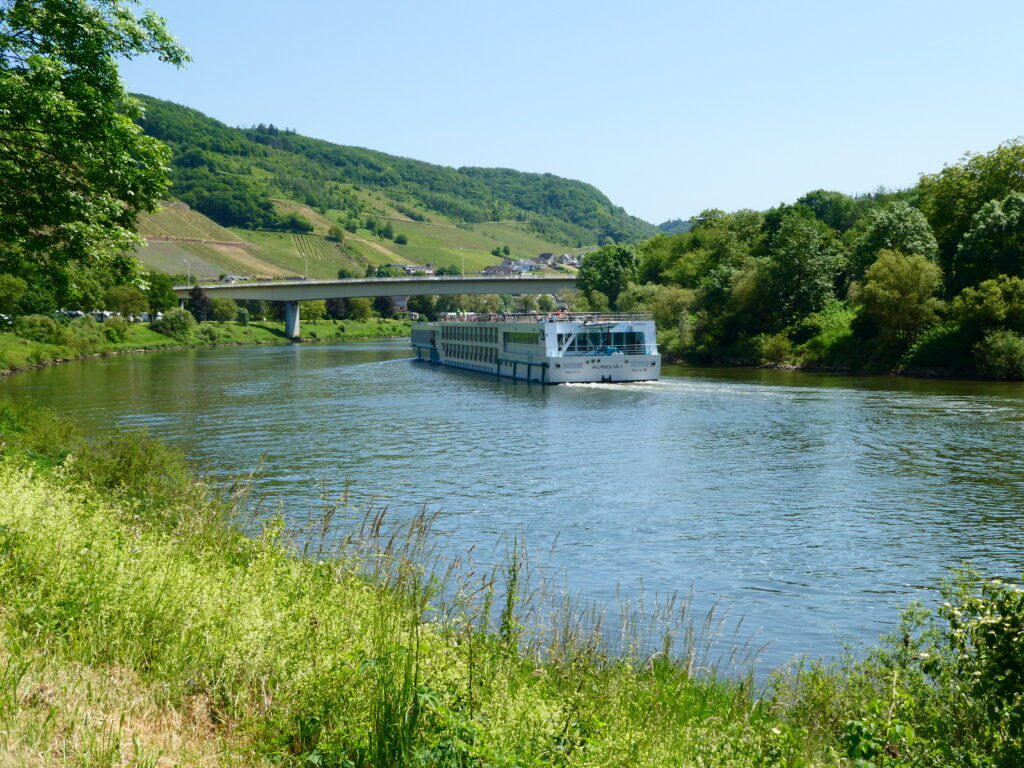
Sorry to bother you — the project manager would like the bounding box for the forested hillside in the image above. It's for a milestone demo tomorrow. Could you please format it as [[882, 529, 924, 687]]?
[[575, 141, 1024, 379], [134, 95, 656, 248]]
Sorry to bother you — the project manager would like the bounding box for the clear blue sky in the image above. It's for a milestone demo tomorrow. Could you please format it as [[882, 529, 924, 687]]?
[[121, 0, 1024, 225]]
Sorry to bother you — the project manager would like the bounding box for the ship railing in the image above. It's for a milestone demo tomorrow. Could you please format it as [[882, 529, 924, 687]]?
[[562, 343, 652, 356], [436, 312, 654, 323]]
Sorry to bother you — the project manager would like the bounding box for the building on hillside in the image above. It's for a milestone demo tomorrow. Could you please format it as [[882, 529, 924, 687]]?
[[481, 264, 518, 276]]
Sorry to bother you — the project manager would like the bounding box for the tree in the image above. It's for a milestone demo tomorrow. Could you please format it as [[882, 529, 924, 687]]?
[[796, 189, 860, 232], [373, 295, 395, 317], [103, 284, 148, 316], [325, 297, 348, 319], [144, 272, 177, 312], [347, 297, 372, 320], [185, 286, 211, 322], [0, 0, 188, 306], [536, 294, 555, 312], [765, 210, 845, 323], [406, 294, 435, 319], [394, 233, 408, 245], [337, 268, 356, 279], [327, 225, 345, 243], [301, 299, 326, 321], [854, 250, 944, 346], [918, 140, 1024, 272], [851, 202, 938, 279], [576, 244, 639, 307], [953, 192, 1024, 290], [0, 273, 28, 314], [209, 296, 238, 322], [515, 294, 538, 312]]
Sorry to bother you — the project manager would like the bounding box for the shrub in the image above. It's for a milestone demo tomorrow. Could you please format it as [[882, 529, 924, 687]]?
[[14, 314, 63, 345], [974, 329, 1024, 379], [236, 307, 251, 325], [196, 323, 225, 343], [103, 315, 129, 343], [60, 315, 105, 356], [150, 307, 196, 341], [754, 333, 793, 366], [210, 297, 239, 323]]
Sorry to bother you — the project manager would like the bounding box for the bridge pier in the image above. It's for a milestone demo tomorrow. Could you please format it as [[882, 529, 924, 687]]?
[[284, 301, 300, 339]]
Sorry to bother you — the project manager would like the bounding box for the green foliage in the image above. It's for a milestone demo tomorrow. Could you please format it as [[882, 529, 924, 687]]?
[[13, 314, 62, 345], [301, 299, 327, 321], [918, 140, 1024, 274], [61, 315, 104, 355], [536, 294, 556, 312], [136, 96, 653, 248], [765, 210, 845, 324], [102, 315, 129, 343], [953, 191, 1024, 290], [185, 285, 211, 321], [855, 250, 944, 347], [103, 284, 148, 316], [144, 271, 177, 312], [394, 233, 408, 245], [949, 275, 1024, 336], [974, 329, 1024, 379], [753, 333, 793, 366], [327, 225, 345, 243], [372, 295, 395, 318], [577, 244, 639, 307], [797, 189, 862, 233], [0, 0, 188, 307], [149, 306, 195, 341], [347, 296, 372, 320], [851, 202, 939, 279], [0, 273, 27, 314], [209, 296, 238, 322], [235, 306, 250, 325], [0, 398, 80, 465]]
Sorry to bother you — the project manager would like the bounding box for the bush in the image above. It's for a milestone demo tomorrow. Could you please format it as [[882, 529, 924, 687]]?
[[150, 307, 196, 341], [196, 323, 225, 343], [975, 329, 1024, 379], [61, 315, 105, 356], [236, 307, 251, 325], [754, 333, 793, 366], [209, 297, 239, 323], [103, 315, 130, 343], [13, 314, 62, 345]]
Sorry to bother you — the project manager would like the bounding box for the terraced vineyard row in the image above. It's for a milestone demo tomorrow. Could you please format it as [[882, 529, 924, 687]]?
[[292, 233, 349, 263]]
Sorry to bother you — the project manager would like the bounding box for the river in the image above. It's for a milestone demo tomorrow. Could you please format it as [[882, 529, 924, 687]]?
[[4, 340, 1024, 672]]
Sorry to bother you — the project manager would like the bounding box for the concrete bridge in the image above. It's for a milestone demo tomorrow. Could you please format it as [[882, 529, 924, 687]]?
[[172, 274, 577, 338]]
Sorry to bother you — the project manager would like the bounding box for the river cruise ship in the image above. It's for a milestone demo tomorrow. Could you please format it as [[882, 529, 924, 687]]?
[[411, 312, 661, 383]]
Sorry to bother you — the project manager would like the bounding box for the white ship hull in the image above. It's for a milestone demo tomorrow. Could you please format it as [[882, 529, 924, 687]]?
[[411, 313, 661, 384]]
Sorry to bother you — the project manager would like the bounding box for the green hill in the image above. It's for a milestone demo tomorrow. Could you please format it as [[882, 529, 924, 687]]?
[[130, 95, 654, 279]]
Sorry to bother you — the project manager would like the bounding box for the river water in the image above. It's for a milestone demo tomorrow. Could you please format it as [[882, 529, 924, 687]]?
[[4, 340, 1024, 671]]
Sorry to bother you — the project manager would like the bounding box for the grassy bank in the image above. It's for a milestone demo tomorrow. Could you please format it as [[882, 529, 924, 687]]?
[[0, 318, 410, 376], [0, 401, 1020, 766]]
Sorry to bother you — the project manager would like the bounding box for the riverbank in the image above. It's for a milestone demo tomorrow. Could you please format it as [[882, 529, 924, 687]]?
[[0, 399, 1020, 767], [0, 318, 411, 378]]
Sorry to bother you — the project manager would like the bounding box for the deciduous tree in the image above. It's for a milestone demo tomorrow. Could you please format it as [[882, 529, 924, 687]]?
[[576, 244, 639, 307], [0, 0, 188, 305], [854, 250, 943, 346]]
